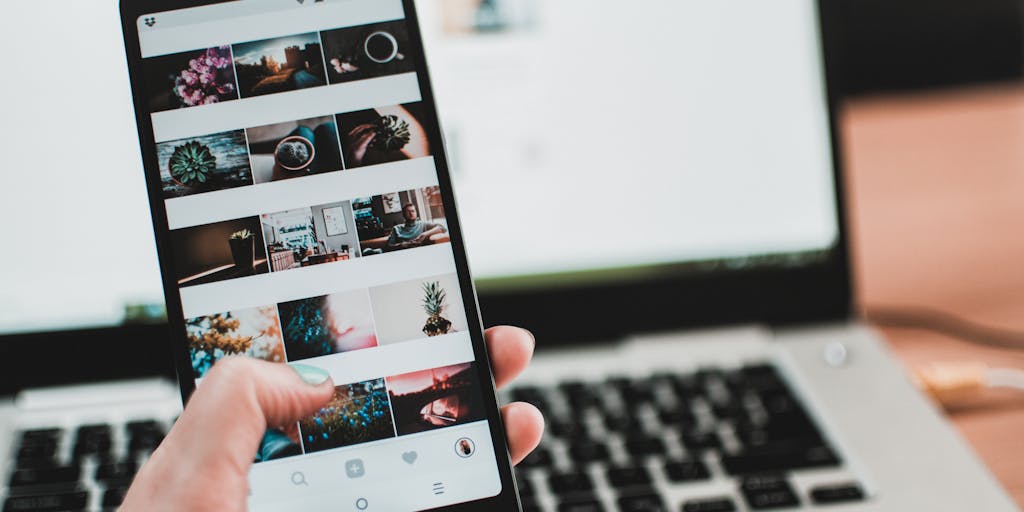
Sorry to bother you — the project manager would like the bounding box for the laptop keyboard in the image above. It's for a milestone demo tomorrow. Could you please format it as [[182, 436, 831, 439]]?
[[507, 364, 867, 511], [4, 420, 168, 511], [2, 364, 866, 511]]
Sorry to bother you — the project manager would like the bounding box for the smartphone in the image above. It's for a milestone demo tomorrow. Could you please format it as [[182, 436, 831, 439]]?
[[119, 1, 521, 510]]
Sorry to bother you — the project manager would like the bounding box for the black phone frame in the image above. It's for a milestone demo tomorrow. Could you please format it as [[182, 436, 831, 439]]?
[[117, 0, 522, 510]]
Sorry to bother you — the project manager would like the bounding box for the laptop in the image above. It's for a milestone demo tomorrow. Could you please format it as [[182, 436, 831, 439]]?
[[0, 0, 1015, 511]]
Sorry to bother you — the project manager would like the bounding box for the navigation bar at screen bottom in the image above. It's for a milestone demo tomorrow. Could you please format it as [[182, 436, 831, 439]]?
[[249, 421, 502, 511]]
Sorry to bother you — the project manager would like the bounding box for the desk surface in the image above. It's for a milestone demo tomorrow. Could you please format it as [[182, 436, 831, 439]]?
[[844, 84, 1024, 506]]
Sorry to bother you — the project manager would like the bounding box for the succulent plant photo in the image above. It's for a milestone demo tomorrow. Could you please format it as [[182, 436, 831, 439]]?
[[369, 114, 411, 152], [169, 141, 217, 185]]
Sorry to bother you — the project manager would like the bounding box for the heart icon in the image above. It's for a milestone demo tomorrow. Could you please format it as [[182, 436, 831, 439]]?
[[402, 451, 418, 464]]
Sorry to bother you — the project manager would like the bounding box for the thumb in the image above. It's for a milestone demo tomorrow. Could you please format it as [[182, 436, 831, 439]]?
[[172, 357, 335, 471], [123, 358, 334, 511]]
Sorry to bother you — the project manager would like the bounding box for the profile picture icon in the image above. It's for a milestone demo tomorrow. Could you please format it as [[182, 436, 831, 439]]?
[[455, 437, 476, 458]]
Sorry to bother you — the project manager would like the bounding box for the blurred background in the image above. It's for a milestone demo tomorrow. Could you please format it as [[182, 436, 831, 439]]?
[[1, 0, 1022, 330], [1, 0, 1024, 502]]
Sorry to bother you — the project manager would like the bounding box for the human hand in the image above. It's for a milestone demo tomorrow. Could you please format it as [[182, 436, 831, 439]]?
[[121, 326, 543, 511], [347, 124, 378, 165]]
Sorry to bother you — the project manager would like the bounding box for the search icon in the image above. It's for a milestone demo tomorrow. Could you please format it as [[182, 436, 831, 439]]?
[[291, 471, 309, 486]]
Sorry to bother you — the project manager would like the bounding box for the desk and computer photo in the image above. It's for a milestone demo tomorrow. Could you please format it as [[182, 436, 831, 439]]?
[[1, 0, 1023, 511]]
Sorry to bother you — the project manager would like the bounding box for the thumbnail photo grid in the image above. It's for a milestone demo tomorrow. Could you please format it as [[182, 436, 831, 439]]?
[[142, 20, 418, 113], [181, 274, 476, 463], [185, 272, 468, 381], [155, 100, 434, 200], [170, 186, 447, 288], [284, 360, 485, 461]]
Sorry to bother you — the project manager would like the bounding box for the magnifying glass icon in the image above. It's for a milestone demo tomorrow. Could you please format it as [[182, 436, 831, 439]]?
[[291, 471, 309, 486]]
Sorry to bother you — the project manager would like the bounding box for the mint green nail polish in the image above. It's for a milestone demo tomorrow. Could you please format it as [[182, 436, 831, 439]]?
[[292, 364, 330, 386]]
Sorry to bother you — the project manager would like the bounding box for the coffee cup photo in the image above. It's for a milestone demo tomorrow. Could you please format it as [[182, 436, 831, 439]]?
[[364, 31, 404, 64]]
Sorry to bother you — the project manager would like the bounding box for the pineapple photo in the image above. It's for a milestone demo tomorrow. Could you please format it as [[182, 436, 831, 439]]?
[[421, 281, 453, 337]]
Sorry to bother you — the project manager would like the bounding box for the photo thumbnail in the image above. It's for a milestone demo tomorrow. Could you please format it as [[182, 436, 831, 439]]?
[[387, 363, 486, 436], [321, 20, 417, 85], [257, 424, 303, 462], [299, 379, 396, 453], [370, 273, 468, 345], [336, 102, 432, 168], [157, 129, 253, 199], [142, 46, 239, 112], [170, 217, 269, 287], [233, 33, 327, 98], [354, 186, 448, 256], [278, 289, 378, 362], [261, 201, 360, 272], [186, 305, 286, 379], [246, 116, 343, 184]]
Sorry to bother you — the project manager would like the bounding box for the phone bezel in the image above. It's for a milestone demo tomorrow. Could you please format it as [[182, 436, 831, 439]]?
[[118, 1, 522, 510]]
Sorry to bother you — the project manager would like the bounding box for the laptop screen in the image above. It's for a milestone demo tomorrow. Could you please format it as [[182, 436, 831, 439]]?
[[0, 0, 836, 335]]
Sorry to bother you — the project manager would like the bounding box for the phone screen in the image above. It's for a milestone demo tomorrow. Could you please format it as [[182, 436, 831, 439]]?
[[122, 1, 515, 510]]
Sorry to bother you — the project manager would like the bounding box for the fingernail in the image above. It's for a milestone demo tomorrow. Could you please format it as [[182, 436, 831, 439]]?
[[291, 364, 331, 386], [522, 327, 536, 350]]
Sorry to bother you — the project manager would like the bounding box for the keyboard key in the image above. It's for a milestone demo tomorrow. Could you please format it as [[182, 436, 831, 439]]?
[[16, 442, 57, 462], [550, 418, 588, 439], [606, 465, 652, 488], [696, 368, 726, 386], [680, 430, 720, 451], [95, 458, 138, 483], [103, 486, 131, 508], [612, 378, 655, 404], [548, 471, 594, 494], [569, 440, 610, 463], [519, 447, 553, 468], [624, 434, 666, 457], [604, 413, 642, 433], [668, 374, 701, 399], [663, 459, 710, 482], [129, 432, 165, 453], [3, 490, 88, 512], [728, 366, 785, 392], [511, 387, 550, 412], [682, 497, 737, 512], [16, 430, 60, 467], [810, 483, 865, 504], [14, 457, 57, 470], [559, 498, 605, 512], [559, 381, 601, 408], [740, 475, 799, 510], [74, 424, 112, 458], [20, 429, 62, 441], [657, 405, 696, 427], [617, 493, 667, 512], [8, 466, 80, 488], [721, 442, 839, 475], [125, 420, 162, 433]]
